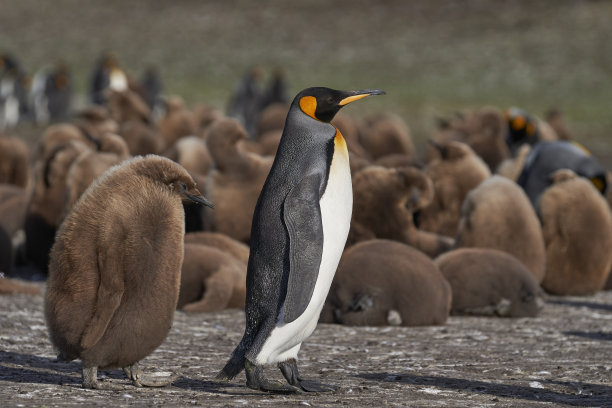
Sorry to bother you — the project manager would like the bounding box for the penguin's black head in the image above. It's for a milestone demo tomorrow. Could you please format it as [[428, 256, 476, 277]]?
[[505, 107, 539, 149], [295, 87, 385, 123]]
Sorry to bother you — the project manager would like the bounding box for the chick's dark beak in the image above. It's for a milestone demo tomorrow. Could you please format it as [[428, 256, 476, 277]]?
[[180, 183, 214, 208], [185, 192, 214, 208]]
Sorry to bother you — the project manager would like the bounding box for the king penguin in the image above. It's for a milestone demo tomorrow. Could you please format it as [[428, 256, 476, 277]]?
[[217, 87, 385, 393]]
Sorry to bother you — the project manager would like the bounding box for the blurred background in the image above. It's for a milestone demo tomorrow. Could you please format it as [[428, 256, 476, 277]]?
[[1, 0, 611, 161]]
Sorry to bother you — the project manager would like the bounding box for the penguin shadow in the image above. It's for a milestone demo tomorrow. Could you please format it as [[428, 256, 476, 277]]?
[[546, 298, 612, 313], [0, 350, 81, 385], [356, 373, 612, 407], [563, 330, 612, 342], [0, 350, 149, 387], [172, 376, 264, 396], [0, 350, 253, 394]]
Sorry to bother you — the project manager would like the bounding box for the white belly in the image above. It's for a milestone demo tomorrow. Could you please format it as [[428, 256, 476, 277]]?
[[256, 138, 352, 364]]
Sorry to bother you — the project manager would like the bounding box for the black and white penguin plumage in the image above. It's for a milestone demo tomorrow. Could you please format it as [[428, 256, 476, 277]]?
[[217, 87, 385, 393], [517, 140, 607, 207]]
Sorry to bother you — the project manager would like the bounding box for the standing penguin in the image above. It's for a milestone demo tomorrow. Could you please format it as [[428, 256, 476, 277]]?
[[45, 155, 213, 389], [217, 87, 385, 393]]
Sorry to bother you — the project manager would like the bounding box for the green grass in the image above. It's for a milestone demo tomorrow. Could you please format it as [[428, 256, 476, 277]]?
[[2, 0, 611, 161]]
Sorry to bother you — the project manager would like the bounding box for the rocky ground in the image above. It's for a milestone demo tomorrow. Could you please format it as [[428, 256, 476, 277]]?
[[1, 283, 611, 407]]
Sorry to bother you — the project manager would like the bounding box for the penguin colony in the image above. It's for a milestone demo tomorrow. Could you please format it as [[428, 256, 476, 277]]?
[[2, 55, 612, 393]]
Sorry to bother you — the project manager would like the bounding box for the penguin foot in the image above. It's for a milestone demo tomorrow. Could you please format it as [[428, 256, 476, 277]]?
[[245, 359, 300, 393], [123, 362, 178, 387], [278, 359, 338, 393], [82, 366, 125, 391]]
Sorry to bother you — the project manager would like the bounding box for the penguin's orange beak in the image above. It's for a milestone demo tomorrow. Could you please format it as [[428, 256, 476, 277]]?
[[339, 89, 386, 106]]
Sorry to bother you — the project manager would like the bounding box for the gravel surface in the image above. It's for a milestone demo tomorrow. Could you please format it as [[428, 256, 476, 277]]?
[[1, 284, 611, 407]]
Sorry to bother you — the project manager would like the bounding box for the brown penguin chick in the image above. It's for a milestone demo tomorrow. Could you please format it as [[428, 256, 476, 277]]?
[[255, 102, 289, 138], [320, 239, 451, 327], [204, 118, 273, 243], [455, 175, 546, 283], [238, 129, 283, 157], [358, 112, 415, 161], [425, 107, 510, 172], [72, 106, 120, 144], [348, 166, 454, 257], [0, 136, 30, 189], [25, 140, 91, 273], [418, 141, 491, 237], [256, 129, 283, 157], [106, 88, 152, 125], [36, 123, 98, 162], [60, 134, 131, 221], [460, 107, 510, 172], [178, 243, 246, 313], [184, 231, 250, 264], [538, 169, 612, 295], [0, 276, 41, 296], [169, 136, 212, 177], [157, 96, 197, 147], [45, 155, 213, 389], [435, 248, 543, 317], [97, 132, 131, 157], [119, 120, 164, 156], [348, 152, 372, 176], [192, 103, 224, 136]]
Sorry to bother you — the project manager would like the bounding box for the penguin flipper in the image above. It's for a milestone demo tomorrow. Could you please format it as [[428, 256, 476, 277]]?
[[282, 173, 324, 324], [80, 245, 125, 350]]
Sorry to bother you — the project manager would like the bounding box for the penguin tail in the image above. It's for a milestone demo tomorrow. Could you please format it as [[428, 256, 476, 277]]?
[[215, 346, 246, 381]]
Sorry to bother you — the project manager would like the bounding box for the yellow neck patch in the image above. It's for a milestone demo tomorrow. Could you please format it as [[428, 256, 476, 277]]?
[[590, 177, 604, 193], [334, 127, 349, 159], [299, 96, 318, 120], [571, 141, 592, 156]]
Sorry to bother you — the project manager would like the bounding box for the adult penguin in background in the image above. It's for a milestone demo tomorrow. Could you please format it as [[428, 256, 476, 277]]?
[[517, 140, 607, 207], [217, 87, 385, 393]]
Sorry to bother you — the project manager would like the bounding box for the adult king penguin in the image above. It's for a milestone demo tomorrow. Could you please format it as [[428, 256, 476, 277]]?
[[217, 87, 385, 393]]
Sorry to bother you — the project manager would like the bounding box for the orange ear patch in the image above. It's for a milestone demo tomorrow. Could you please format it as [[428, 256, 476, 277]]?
[[299, 96, 317, 119], [525, 122, 537, 136], [511, 116, 526, 131]]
